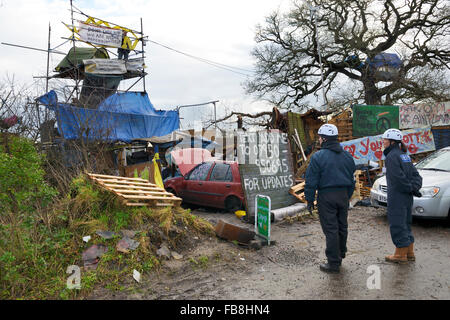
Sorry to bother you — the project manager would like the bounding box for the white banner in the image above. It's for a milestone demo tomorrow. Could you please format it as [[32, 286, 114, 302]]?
[[125, 58, 145, 73], [83, 59, 127, 74], [400, 102, 450, 129], [78, 22, 122, 48]]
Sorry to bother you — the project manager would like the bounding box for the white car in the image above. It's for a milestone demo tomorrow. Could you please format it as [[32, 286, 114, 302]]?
[[370, 147, 450, 219]]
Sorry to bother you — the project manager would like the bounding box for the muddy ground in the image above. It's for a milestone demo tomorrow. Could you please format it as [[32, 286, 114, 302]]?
[[89, 205, 450, 300]]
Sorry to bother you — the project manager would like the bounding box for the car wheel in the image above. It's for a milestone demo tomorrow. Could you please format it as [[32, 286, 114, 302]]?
[[225, 196, 242, 212]]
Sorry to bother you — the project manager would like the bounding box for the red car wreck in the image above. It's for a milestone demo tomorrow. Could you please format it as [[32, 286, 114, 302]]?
[[164, 148, 244, 211]]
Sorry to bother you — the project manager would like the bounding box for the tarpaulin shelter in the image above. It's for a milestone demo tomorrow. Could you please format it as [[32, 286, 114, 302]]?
[[52, 47, 147, 108], [54, 47, 110, 77], [366, 53, 403, 82], [38, 90, 179, 143]]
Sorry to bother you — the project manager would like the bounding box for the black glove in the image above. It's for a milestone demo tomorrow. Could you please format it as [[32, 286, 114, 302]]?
[[307, 202, 315, 213], [412, 190, 422, 198]]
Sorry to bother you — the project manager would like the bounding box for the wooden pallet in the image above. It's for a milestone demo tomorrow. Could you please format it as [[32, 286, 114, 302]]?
[[353, 170, 373, 199], [289, 180, 317, 205], [289, 181, 306, 203], [86, 173, 182, 207]]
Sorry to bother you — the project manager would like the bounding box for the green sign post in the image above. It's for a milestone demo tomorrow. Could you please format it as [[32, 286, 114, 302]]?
[[255, 195, 271, 245]]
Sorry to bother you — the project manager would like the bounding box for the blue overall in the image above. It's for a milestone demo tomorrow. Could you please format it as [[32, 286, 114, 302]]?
[[305, 139, 356, 266], [384, 145, 422, 248]]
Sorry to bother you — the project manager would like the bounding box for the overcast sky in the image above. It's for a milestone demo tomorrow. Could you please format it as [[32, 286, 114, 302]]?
[[0, 0, 293, 128]]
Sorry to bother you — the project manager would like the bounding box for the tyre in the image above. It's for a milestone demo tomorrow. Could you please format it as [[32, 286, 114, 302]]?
[[225, 196, 242, 212]]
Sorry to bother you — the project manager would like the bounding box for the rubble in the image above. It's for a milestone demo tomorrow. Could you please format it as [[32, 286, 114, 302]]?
[[96, 230, 117, 239], [116, 237, 140, 253], [82, 244, 108, 270]]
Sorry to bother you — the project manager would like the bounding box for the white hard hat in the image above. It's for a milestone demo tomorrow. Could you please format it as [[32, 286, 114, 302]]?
[[382, 128, 403, 141], [318, 123, 338, 136]]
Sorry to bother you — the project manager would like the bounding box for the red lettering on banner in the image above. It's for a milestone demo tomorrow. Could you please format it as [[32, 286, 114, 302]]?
[[422, 131, 432, 143], [408, 144, 419, 154], [414, 132, 421, 143], [344, 145, 359, 159], [360, 138, 370, 156]]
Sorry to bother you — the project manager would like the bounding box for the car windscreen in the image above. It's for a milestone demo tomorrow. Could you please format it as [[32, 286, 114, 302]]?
[[415, 149, 450, 172]]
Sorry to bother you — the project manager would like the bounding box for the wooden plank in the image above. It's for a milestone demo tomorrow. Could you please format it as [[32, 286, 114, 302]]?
[[91, 178, 158, 187], [113, 189, 176, 196], [290, 182, 305, 193], [87, 173, 149, 182], [237, 131, 297, 220], [99, 183, 164, 191], [155, 203, 175, 207], [121, 194, 182, 201], [125, 202, 152, 207]]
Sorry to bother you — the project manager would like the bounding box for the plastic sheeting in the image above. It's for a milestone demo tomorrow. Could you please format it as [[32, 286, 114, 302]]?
[[38, 90, 179, 143], [366, 53, 402, 69], [170, 148, 214, 176]]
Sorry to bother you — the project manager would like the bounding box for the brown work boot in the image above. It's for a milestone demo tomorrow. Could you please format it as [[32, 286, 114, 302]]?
[[385, 247, 408, 264], [407, 243, 415, 261]]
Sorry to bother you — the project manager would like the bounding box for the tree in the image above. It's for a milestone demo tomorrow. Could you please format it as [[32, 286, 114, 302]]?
[[245, 0, 450, 110]]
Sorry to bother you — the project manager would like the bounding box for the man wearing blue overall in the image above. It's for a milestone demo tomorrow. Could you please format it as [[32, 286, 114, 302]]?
[[305, 124, 356, 273], [382, 129, 422, 263]]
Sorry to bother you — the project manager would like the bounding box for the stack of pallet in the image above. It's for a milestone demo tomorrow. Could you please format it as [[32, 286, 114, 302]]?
[[87, 173, 182, 207], [291, 172, 373, 203], [354, 170, 374, 199], [328, 108, 354, 142], [289, 180, 307, 203]]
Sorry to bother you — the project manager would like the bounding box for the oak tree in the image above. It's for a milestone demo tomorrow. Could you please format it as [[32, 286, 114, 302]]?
[[245, 0, 450, 110]]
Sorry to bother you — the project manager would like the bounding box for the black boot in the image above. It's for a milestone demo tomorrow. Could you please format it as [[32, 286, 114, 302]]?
[[320, 263, 340, 273], [338, 253, 345, 266]]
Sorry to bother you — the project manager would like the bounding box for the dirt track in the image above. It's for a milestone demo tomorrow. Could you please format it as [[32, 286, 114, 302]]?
[[89, 206, 450, 300]]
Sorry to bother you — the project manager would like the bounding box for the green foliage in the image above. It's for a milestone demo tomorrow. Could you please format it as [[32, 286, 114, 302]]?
[[0, 140, 214, 299], [0, 135, 57, 213], [189, 255, 209, 269]]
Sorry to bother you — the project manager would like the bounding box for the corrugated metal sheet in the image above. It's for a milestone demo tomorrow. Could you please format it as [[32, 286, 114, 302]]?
[[287, 112, 306, 149], [431, 126, 450, 150]]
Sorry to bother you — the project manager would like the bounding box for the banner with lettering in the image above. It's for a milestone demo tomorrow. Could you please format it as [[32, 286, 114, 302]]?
[[78, 22, 122, 48], [236, 130, 297, 219], [399, 102, 450, 129], [352, 104, 399, 137], [341, 126, 436, 165], [83, 59, 127, 74]]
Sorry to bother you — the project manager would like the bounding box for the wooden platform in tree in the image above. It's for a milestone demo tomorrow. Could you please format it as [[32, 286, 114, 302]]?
[[86, 173, 182, 207]]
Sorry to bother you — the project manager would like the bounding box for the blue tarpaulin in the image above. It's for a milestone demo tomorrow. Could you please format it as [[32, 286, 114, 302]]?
[[366, 53, 403, 69], [38, 91, 179, 143]]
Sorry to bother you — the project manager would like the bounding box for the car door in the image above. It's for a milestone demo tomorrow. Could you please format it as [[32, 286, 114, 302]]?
[[183, 162, 214, 205], [202, 162, 234, 208]]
